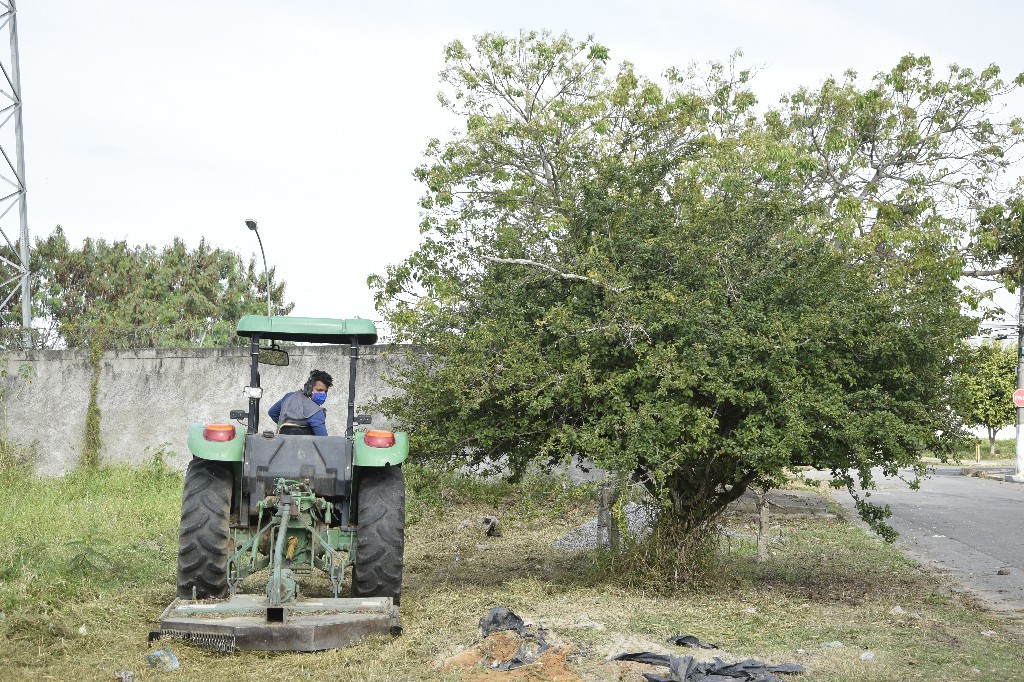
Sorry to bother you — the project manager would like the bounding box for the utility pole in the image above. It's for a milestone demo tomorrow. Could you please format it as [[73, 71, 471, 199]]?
[[0, 0, 31, 347], [1014, 286, 1024, 481]]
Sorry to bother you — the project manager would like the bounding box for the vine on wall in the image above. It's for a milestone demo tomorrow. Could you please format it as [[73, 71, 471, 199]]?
[[80, 333, 105, 470]]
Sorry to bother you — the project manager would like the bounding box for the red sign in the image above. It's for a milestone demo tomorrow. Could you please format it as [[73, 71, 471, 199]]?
[[1014, 389, 1024, 408]]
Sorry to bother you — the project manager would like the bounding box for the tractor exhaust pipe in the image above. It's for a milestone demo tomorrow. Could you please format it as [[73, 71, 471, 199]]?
[[346, 337, 358, 437]]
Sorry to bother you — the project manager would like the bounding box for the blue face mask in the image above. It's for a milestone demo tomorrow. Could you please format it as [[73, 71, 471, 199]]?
[[311, 392, 327, 406]]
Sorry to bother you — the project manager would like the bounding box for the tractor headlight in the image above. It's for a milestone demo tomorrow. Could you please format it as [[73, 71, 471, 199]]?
[[243, 386, 263, 399]]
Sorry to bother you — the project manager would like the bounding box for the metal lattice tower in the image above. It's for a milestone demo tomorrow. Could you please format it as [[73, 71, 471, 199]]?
[[0, 0, 30, 342]]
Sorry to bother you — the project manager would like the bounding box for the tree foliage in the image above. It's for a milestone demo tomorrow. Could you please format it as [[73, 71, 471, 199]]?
[[0, 226, 293, 348], [371, 31, 1022, 546], [953, 341, 1017, 456]]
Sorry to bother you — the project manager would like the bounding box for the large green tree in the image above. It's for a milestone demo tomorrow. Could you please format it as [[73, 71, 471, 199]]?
[[953, 341, 1017, 457], [371, 32, 1021, 548], [0, 227, 293, 348]]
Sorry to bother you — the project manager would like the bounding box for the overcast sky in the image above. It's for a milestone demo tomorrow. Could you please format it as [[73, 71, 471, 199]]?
[[9, 0, 1024, 322]]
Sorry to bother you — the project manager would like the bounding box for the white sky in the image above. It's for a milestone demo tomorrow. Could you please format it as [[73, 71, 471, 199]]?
[[10, 0, 1024, 321]]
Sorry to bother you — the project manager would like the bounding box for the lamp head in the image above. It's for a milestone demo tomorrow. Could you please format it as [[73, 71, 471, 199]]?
[[245, 219, 258, 231]]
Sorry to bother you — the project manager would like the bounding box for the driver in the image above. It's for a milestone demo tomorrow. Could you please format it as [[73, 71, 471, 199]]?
[[268, 369, 333, 435]]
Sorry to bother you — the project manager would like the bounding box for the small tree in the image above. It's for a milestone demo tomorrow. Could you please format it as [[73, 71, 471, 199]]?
[[372, 32, 1021, 559], [954, 342, 1017, 457]]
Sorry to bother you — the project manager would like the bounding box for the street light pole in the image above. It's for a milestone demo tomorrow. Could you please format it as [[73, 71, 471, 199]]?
[[245, 219, 272, 318]]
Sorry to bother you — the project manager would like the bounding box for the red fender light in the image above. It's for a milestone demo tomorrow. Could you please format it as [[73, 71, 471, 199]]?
[[363, 430, 395, 448], [203, 424, 236, 442]]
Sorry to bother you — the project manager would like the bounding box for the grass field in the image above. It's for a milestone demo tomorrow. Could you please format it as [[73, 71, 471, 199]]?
[[954, 437, 1017, 461], [1, 454, 1023, 681]]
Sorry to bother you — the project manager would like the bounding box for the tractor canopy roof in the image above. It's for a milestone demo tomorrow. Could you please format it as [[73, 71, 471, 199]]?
[[236, 315, 378, 345]]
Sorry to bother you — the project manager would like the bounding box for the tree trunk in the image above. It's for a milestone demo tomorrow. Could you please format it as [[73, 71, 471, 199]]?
[[989, 427, 997, 458], [662, 466, 758, 536], [597, 481, 620, 554], [755, 488, 769, 563]]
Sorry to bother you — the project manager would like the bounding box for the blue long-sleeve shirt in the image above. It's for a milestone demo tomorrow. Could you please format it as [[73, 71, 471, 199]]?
[[268, 391, 328, 436]]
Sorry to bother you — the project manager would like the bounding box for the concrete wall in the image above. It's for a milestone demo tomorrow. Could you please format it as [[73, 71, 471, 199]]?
[[0, 345, 411, 476]]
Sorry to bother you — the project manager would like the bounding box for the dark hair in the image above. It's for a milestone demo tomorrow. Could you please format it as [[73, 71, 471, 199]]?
[[303, 369, 334, 396]]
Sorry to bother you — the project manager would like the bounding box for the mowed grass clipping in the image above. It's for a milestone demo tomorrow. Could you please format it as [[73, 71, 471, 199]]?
[[1, 457, 1022, 681]]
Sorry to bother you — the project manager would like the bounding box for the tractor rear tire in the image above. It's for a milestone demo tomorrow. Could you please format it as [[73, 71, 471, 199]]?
[[176, 458, 233, 599], [352, 465, 405, 605]]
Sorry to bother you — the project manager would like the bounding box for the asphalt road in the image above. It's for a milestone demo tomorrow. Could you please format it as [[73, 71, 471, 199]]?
[[822, 466, 1024, 618]]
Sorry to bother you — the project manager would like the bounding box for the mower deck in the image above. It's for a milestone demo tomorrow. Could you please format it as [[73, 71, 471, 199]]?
[[151, 594, 400, 652]]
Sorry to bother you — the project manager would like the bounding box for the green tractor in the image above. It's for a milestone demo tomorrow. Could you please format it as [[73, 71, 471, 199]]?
[[151, 315, 408, 652]]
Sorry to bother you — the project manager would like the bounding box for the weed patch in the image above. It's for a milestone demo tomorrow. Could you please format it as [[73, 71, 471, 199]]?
[[946, 438, 1016, 462]]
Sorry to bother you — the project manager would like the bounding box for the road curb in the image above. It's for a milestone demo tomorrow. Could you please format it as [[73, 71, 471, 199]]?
[[960, 466, 1023, 483]]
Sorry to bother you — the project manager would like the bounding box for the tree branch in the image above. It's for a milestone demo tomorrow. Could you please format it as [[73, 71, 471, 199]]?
[[482, 255, 627, 292], [962, 267, 1009, 277]]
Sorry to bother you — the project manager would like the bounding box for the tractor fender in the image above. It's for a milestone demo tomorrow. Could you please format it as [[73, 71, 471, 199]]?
[[353, 430, 409, 466], [186, 423, 245, 461]]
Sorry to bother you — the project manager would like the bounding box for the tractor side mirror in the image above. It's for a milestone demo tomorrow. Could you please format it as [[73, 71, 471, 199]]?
[[258, 347, 289, 366]]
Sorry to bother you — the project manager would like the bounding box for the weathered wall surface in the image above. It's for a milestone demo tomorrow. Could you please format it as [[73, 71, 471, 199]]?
[[0, 345, 411, 476]]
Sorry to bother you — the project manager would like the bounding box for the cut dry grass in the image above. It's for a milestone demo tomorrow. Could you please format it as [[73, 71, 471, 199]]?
[[0, 461, 1022, 681]]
